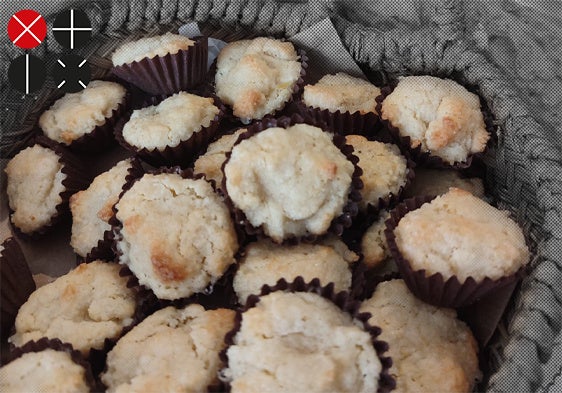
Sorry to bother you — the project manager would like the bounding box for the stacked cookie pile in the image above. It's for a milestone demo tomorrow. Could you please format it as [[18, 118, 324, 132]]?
[[1, 33, 530, 393]]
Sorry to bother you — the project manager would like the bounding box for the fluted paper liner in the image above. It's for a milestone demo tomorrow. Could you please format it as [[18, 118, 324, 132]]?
[[114, 94, 224, 167], [111, 36, 208, 95], [4, 338, 96, 390], [82, 158, 144, 263], [221, 114, 364, 243], [0, 238, 35, 340], [296, 100, 380, 136], [217, 277, 395, 393], [384, 196, 524, 308]]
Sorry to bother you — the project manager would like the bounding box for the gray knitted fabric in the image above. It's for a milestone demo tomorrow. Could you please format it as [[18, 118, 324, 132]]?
[[0, 1, 560, 391]]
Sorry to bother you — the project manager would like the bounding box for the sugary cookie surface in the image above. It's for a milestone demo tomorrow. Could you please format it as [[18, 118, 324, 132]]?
[[122, 92, 219, 150], [194, 128, 247, 185], [233, 236, 358, 303], [111, 32, 195, 65], [361, 279, 481, 393], [70, 158, 132, 257], [361, 210, 391, 268], [0, 349, 89, 393], [381, 75, 489, 164], [114, 173, 238, 300], [224, 124, 354, 242], [39, 80, 126, 145], [5, 145, 66, 234], [346, 135, 409, 210], [223, 291, 382, 393], [394, 188, 530, 281], [102, 304, 235, 393], [9, 261, 136, 355], [303, 72, 380, 114], [215, 37, 301, 122]]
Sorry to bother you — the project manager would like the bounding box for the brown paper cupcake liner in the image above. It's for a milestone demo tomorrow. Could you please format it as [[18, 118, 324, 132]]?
[[0, 238, 36, 340], [209, 47, 308, 125], [110, 166, 240, 304], [296, 100, 380, 136], [114, 94, 225, 168], [4, 338, 97, 390], [220, 113, 363, 244], [8, 136, 90, 238], [375, 81, 495, 169], [350, 259, 369, 300], [111, 36, 209, 95], [82, 158, 145, 263], [217, 277, 395, 393], [384, 196, 524, 308]]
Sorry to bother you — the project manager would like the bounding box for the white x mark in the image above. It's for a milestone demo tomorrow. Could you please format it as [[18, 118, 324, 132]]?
[[13, 14, 42, 44]]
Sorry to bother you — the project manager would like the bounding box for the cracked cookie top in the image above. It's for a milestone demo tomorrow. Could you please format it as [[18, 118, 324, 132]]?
[[114, 173, 238, 300], [381, 76, 489, 164]]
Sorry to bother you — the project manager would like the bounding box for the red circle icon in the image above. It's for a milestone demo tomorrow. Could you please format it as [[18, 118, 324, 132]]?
[[7, 10, 47, 49]]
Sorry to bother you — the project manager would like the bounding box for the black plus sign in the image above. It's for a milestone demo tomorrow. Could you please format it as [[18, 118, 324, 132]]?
[[52, 9, 92, 49], [52, 54, 91, 93]]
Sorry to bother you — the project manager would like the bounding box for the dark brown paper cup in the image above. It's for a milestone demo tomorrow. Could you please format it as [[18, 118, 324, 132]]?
[[65, 87, 130, 153], [296, 100, 380, 136], [384, 196, 523, 308], [0, 238, 35, 340], [111, 36, 208, 95], [4, 338, 96, 389]]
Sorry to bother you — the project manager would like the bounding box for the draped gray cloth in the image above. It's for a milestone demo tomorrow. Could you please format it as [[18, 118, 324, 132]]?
[[0, 1, 560, 391]]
